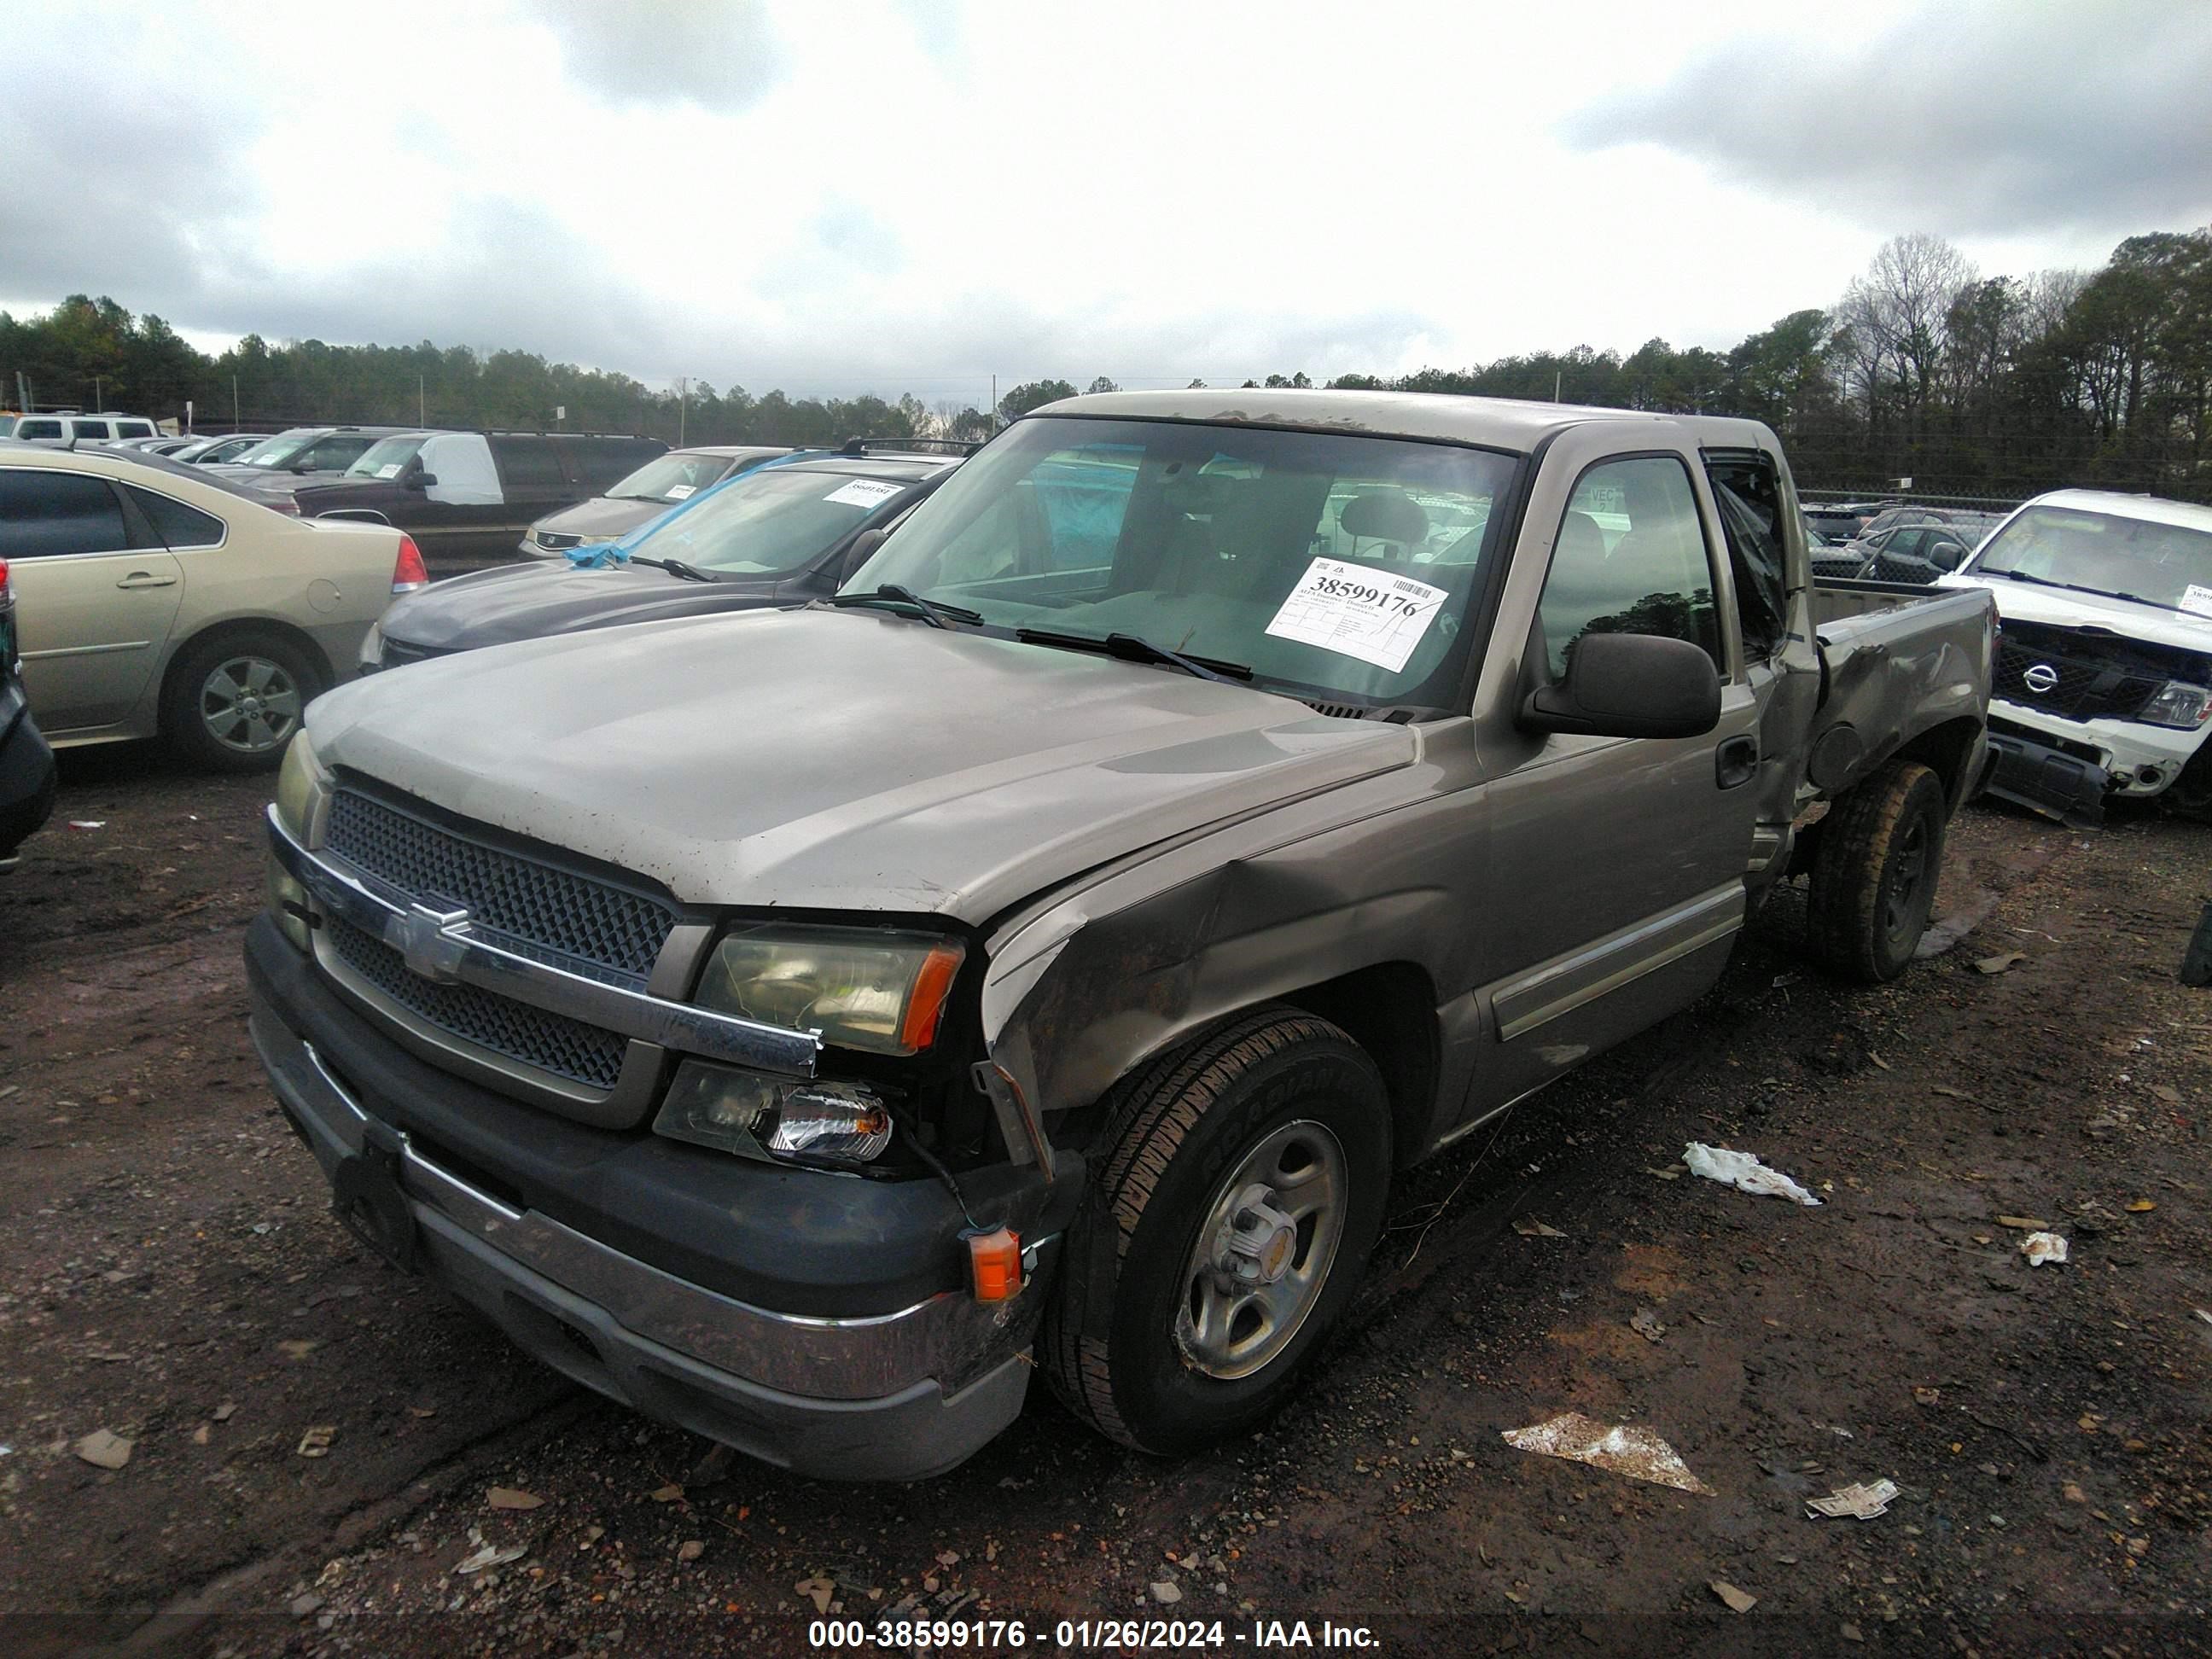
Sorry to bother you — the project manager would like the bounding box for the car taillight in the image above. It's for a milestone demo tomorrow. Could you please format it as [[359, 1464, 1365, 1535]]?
[[392, 535, 428, 594], [0, 556, 10, 598]]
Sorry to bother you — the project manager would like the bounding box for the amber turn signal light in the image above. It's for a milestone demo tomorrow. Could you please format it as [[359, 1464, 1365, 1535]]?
[[967, 1225, 1022, 1302]]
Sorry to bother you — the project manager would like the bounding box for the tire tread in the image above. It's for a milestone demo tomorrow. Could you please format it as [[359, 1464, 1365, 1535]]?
[[1043, 1007, 1353, 1450]]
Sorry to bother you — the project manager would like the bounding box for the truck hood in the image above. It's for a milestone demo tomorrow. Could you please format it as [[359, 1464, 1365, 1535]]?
[[1942, 573, 2212, 655], [306, 608, 1417, 919], [379, 562, 788, 651]]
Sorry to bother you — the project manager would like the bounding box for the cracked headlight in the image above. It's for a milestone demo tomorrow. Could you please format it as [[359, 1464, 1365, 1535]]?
[[653, 1064, 893, 1167], [695, 925, 965, 1055], [2139, 679, 2212, 730]]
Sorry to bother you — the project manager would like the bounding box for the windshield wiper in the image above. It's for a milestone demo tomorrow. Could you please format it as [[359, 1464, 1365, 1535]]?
[[627, 554, 713, 583], [829, 585, 982, 629], [2000, 570, 2161, 606], [1016, 627, 1253, 684]]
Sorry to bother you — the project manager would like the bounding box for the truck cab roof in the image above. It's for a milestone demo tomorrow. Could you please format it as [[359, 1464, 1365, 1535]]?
[[1032, 387, 1783, 457]]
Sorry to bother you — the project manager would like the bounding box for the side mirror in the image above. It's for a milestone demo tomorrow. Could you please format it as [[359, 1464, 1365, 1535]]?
[[1518, 632, 1721, 741], [288, 460, 318, 474], [838, 526, 890, 584], [405, 471, 436, 490], [1929, 540, 1965, 573]]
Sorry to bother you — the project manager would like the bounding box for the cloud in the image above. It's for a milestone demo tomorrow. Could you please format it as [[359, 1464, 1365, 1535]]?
[[525, 0, 788, 114], [1561, 1, 2212, 236], [0, 25, 264, 307]]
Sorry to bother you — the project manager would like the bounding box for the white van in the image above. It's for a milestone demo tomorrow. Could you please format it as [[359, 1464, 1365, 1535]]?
[[6, 413, 160, 444]]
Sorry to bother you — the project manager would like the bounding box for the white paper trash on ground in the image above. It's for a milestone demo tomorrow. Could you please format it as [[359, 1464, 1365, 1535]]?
[[1501, 1412, 1714, 1495], [2021, 1231, 2069, 1266], [1807, 1479, 1901, 1520], [1683, 1142, 1822, 1207]]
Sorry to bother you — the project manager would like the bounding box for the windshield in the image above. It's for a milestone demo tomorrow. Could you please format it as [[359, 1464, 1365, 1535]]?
[[609, 450, 736, 503], [848, 416, 1516, 707], [1971, 504, 2212, 616], [346, 435, 427, 479], [632, 467, 914, 573], [232, 434, 313, 469]]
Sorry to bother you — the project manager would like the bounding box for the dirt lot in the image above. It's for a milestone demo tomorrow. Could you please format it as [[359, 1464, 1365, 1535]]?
[[3, 744, 2209, 1658]]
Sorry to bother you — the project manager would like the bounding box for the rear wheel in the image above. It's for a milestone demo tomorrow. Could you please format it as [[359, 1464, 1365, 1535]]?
[[1043, 1007, 1390, 1455], [161, 632, 323, 773], [1807, 760, 1947, 981]]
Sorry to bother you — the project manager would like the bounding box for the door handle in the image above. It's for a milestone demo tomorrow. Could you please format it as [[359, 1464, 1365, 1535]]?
[[115, 573, 178, 589], [1715, 735, 1759, 789]]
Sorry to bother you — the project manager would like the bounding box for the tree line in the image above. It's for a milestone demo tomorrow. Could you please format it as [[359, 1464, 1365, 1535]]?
[[5, 224, 2207, 501]]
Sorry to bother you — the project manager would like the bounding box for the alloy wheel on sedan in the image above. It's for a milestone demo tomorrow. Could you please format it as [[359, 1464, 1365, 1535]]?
[[200, 654, 303, 755]]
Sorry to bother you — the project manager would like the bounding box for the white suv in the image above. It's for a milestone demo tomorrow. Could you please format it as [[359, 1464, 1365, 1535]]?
[[1940, 487, 2212, 824]]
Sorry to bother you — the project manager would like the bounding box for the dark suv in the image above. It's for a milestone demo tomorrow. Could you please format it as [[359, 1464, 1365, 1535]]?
[[293, 430, 667, 573], [0, 550, 57, 872], [206, 426, 418, 487]]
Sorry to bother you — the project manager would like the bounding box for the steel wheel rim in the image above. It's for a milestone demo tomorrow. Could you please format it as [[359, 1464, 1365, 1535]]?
[[200, 655, 302, 754], [1882, 816, 1931, 944], [1175, 1118, 1348, 1381]]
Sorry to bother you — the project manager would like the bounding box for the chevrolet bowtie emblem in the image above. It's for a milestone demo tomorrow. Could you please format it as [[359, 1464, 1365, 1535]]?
[[393, 899, 472, 983]]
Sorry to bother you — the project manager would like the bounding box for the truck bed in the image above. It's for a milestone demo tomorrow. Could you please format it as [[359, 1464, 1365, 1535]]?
[[1802, 576, 1996, 801]]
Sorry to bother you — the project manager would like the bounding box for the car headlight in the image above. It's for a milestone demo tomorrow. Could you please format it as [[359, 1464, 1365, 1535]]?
[[2140, 679, 2212, 730], [694, 925, 965, 1056], [274, 729, 332, 841], [653, 1062, 893, 1167]]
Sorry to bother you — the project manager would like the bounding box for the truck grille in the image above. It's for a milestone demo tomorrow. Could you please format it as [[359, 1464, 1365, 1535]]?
[[533, 532, 582, 550], [1994, 633, 2163, 724], [320, 788, 679, 1090], [327, 915, 630, 1090]]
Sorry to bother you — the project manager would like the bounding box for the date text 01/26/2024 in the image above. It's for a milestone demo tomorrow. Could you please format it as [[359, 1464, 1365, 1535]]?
[[806, 1617, 1382, 1650]]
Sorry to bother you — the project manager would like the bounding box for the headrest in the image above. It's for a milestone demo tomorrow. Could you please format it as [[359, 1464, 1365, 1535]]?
[[1340, 491, 1429, 544], [1557, 509, 1608, 564], [1160, 472, 1245, 515]]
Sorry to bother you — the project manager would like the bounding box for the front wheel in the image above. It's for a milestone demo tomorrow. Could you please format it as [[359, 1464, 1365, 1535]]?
[[1806, 759, 1948, 982], [1043, 1008, 1390, 1455], [2167, 743, 2212, 824]]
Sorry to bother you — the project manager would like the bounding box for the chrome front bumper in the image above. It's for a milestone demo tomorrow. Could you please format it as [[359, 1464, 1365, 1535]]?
[[247, 990, 1050, 1479]]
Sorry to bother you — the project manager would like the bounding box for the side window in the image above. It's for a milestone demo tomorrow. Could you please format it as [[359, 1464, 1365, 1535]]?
[[18, 419, 63, 439], [124, 484, 224, 548], [1536, 456, 1720, 679], [1703, 453, 1790, 660], [115, 422, 155, 439], [72, 421, 113, 441], [490, 436, 567, 489], [0, 471, 132, 556], [303, 435, 373, 470]]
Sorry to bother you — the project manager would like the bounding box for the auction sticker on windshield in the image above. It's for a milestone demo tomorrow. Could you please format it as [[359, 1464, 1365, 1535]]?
[[1266, 557, 1447, 673], [665, 484, 695, 499], [2180, 584, 2212, 620], [824, 479, 905, 509]]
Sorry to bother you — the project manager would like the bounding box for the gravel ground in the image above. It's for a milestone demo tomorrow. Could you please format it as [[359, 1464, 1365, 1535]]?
[[2, 742, 2208, 1658]]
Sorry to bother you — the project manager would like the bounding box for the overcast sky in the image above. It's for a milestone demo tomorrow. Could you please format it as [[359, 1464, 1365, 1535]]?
[[4, 0, 2209, 406]]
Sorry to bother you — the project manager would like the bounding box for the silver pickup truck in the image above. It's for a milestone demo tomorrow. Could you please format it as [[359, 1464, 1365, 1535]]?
[[246, 390, 1994, 1479]]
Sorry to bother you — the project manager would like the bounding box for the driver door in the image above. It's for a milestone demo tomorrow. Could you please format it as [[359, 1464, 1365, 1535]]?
[[1468, 450, 1763, 1115]]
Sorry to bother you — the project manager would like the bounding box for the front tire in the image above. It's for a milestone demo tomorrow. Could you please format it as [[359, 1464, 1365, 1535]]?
[[1043, 1008, 1390, 1455], [161, 632, 323, 773], [1807, 759, 1948, 982]]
